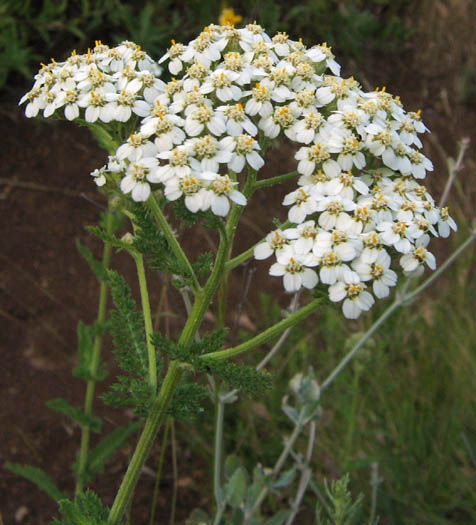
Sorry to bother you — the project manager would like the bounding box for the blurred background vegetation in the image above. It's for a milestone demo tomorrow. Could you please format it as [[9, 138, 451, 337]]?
[[1, 0, 412, 92], [1, 0, 475, 523]]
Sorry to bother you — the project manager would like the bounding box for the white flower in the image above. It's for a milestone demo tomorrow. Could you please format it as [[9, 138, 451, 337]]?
[[400, 235, 436, 273], [90, 167, 107, 187], [201, 173, 247, 216], [254, 229, 290, 260], [315, 196, 356, 230], [377, 220, 418, 254], [285, 221, 319, 254], [269, 248, 319, 292], [187, 135, 233, 172], [306, 43, 341, 76], [435, 206, 457, 238], [259, 105, 297, 139], [184, 103, 226, 136], [116, 133, 157, 161], [283, 187, 318, 224], [225, 134, 264, 172], [295, 140, 340, 178], [352, 249, 397, 298], [163, 173, 208, 212], [200, 70, 242, 101], [120, 157, 159, 202], [329, 280, 374, 319], [218, 103, 258, 136]]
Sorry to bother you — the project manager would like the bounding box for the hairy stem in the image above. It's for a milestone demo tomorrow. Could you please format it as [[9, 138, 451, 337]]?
[[201, 298, 321, 361], [253, 170, 299, 190], [225, 220, 291, 272], [147, 194, 200, 293], [134, 253, 157, 394], [76, 209, 114, 494], [213, 397, 226, 523], [108, 220, 232, 523], [148, 418, 171, 525]]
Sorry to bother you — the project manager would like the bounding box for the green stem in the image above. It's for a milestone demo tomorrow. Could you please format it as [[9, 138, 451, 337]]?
[[108, 361, 183, 524], [147, 194, 200, 293], [320, 229, 476, 393], [133, 253, 157, 394], [76, 209, 114, 495], [201, 298, 321, 361], [213, 398, 225, 522], [224, 221, 291, 272], [253, 170, 299, 190], [148, 418, 171, 525], [169, 420, 178, 525], [108, 222, 231, 524]]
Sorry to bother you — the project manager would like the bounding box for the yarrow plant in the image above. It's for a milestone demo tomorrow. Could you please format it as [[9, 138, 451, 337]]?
[[14, 18, 473, 525]]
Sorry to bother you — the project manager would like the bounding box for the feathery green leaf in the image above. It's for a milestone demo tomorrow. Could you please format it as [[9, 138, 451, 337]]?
[[53, 490, 110, 525]]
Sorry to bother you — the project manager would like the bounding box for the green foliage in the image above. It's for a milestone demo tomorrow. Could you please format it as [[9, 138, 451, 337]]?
[[154, 328, 271, 396], [131, 201, 182, 275], [4, 463, 66, 502], [73, 320, 109, 382], [76, 239, 108, 282], [4, 0, 413, 93], [53, 490, 111, 525], [169, 383, 208, 421], [86, 225, 132, 251], [193, 251, 213, 279], [315, 474, 366, 525], [173, 199, 223, 230], [46, 398, 102, 432], [102, 269, 157, 416], [201, 358, 272, 397], [153, 327, 228, 361], [73, 423, 140, 485]]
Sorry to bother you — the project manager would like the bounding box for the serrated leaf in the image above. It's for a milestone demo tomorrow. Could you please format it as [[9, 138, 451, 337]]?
[[53, 490, 109, 524], [76, 240, 108, 282], [46, 399, 102, 433], [225, 467, 247, 509], [74, 423, 140, 484], [5, 463, 66, 502], [87, 226, 132, 251], [199, 359, 272, 396], [73, 321, 109, 382]]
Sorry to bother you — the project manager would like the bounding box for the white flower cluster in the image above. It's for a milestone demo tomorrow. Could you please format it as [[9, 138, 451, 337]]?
[[19, 41, 162, 123], [21, 24, 457, 318]]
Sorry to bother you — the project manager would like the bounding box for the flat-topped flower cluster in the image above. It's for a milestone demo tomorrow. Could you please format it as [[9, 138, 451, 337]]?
[[20, 41, 162, 123], [20, 23, 457, 318]]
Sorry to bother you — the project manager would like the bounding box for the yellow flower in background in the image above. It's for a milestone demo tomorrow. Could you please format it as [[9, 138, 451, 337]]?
[[219, 7, 242, 26]]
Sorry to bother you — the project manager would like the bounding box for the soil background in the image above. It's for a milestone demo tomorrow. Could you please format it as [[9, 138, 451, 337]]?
[[1, 2, 476, 523]]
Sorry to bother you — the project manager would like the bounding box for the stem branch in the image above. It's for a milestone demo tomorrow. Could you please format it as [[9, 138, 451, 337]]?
[[76, 209, 114, 494], [147, 194, 200, 293], [133, 253, 157, 394]]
